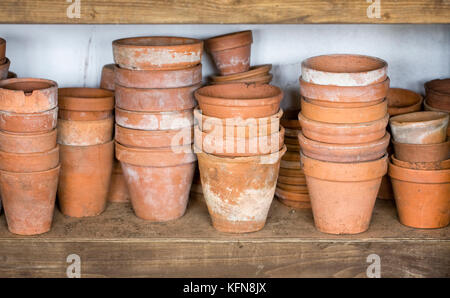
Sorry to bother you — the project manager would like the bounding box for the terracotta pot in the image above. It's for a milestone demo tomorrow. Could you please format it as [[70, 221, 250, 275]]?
[[57, 117, 114, 146], [387, 88, 423, 116], [197, 145, 286, 233], [115, 83, 200, 112], [425, 79, 450, 111], [0, 129, 57, 153], [377, 175, 394, 200], [277, 182, 308, 193], [391, 154, 450, 170], [108, 159, 130, 203], [424, 100, 450, 137], [211, 74, 273, 85], [389, 161, 450, 228], [286, 143, 300, 152], [280, 159, 302, 170], [280, 117, 301, 130], [390, 111, 449, 144], [278, 175, 306, 185], [205, 31, 253, 75], [284, 128, 300, 138], [277, 197, 311, 209], [115, 64, 202, 88], [303, 97, 384, 108], [211, 64, 271, 82], [58, 109, 112, 121], [0, 107, 58, 133], [299, 77, 390, 104], [0, 57, 10, 80], [279, 167, 304, 178], [115, 107, 194, 130], [298, 131, 390, 162], [115, 124, 193, 148], [58, 87, 114, 120], [284, 136, 299, 145], [0, 38, 5, 64], [195, 83, 283, 119], [0, 165, 60, 235], [275, 187, 309, 201], [298, 112, 389, 144], [100, 64, 115, 91], [0, 78, 58, 113], [301, 153, 388, 234], [282, 151, 300, 162], [112, 36, 203, 70], [392, 139, 449, 163], [58, 141, 113, 217], [0, 146, 59, 172]]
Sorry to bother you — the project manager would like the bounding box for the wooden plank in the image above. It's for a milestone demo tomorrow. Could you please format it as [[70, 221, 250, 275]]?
[[0, 0, 449, 24]]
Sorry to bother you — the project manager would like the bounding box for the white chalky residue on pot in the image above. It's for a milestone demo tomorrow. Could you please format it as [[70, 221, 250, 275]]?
[[302, 68, 386, 87], [216, 56, 250, 69]]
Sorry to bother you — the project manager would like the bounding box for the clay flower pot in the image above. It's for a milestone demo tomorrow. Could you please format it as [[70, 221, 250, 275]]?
[[211, 74, 273, 85], [115, 64, 202, 89], [195, 83, 283, 119], [425, 79, 450, 111], [0, 146, 59, 172], [387, 88, 423, 116], [298, 131, 390, 162], [278, 175, 306, 185], [112, 36, 203, 70], [302, 54, 388, 87], [280, 118, 301, 130], [0, 165, 60, 235], [197, 145, 286, 233], [0, 129, 57, 153], [115, 83, 200, 112], [280, 159, 302, 170], [390, 111, 449, 144], [377, 175, 394, 200], [279, 167, 305, 178], [389, 161, 450, 228], [0, 38, 5, 64], [0, 107, 58, 133], [298, 112, 389, 144], [0, 57, 10, 80], [58, 141, 114, 217], [100, 64, 115, 91], [423, 100, 450, 137], [392, 139, 449, 163], [205, 31, 253, 75], [0, 78, 58, 113], [211, 64, 271, 83], [108, 160, 130, 203], [301, 153, 388, 234], [277, 183, 308, 193], [277, 197, 311, 210], [391, 154, 450, 170], [57, 117, 114, 146]]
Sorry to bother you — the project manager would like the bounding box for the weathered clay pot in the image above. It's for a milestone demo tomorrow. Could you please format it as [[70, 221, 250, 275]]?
[[282, 151, 300, 162], [0, 107, 58, 133], [100, 64, 115, 91], [212, 74, 272, 85], [303, 97, 384, 108], [211, 64, 271, 82], [424, 100, 450, 137], [0, 57, 10, 80], [278, 175, 306, 185], [115, 83, 200, 112], [276, 183, 308, 193], [298, 131, 390, 162], [301, 153, 388, 234], [205, 31, 253, 75], [0, 78, 58, 113], [279, 167, 305, 177], [58, 141, 113, 217], [115, 64, 202, 88], [298, 112, 389, 144], [302, 54, 388, 87], [195, 83, 283, 119], [112, 36, 203, 70], [108, 163, 130, 203], [392, 139, 449, 163], [377, 175, 394, 200], [280, 159, 302, 170], [389, 161, 450, 229], [277, 197, 311, 209], [115, 107, 194, 130], [0, 146, 59, 172], [275, 187, 309, 201], [390, 111, 449, 144], [387, 88, 423, 116], [197, 145, 286, 233], [280, 118, 301, 130], [425, 79, 450, 111], [0, 38, 5, 64], [0, 165, 60, 235], [57, 117, 114, 146], [391, 154, 450, 170], [0, 129, 57, 153]]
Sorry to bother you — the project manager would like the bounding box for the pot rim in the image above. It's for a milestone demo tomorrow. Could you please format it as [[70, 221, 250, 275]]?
[[211, 64, 271, 82], [115, 106, 193, 116], [424, 98, 450, 113], [205, 30, 253, 52], [0, 163, 60, 175], [0, 106, 58, 116], [0, 145, 59, 158], [389, 111, 449, 128], [388, 160, 450, 183], [302, 54, 387, 75], [391, 154, 450, 170], [59, 139, 114, 149], [112, 36, 203, 48], [194, 107, 283, 126], [58, 115, 113, 124], [195, 145, 287, 164], [298, 131, 390, 151], [0, 128, 57, 138], [425, 78, 450, 96], [58, 88, 114, 111], [0, 77, 58, 94], [298, 112, 389, 132], [391, 139, 450, 150], [387, 87, 423, 108], [115, 81, 202, 92]]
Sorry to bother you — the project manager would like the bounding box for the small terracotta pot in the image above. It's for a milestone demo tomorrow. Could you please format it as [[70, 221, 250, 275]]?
[[276, 183, 308, 193], [0, 165, 60, 235], [0, 78, 58, 113], [100, 64, 115, 91], [302, 54, 388, 87], [286, 143, 300, 152], [57, 117, 114, 146], [58, 141, 114, 217], [390, 111, 449, 144], [195, 83, 283, 119], [197, 145, 286, 233], [115, 64, 202, 88], [298, 131, 390, 162], [115, 83, 200, 112], [0, 107, 58, 133], [284, 136, 299, 145], [0, 38, 5, 64], [211, 74, 272, 85], [377, 175, 394, 200], [115, 107, 194, 130], [392, 154, 450, 170], [0, 57, 10, 80], [301, 153, 388, 234], [58, 109, 112, 121], [279, 167, 305, 178], [389, 161, 450, 228], [0, 129, 57, 153], [275, 187, 309, 201], [282, 151, 300, 162], [280, 159, 302, 170], [298, 112, 389, 144], [278, 175, 306, 185], [425, 79, 450, 111], [205, 31, 253, 75], [58, 87, 114, 115], [277, 197, 311, 209], [112, 36, 203, 70], [0, 146, 59, 172], [387, 88, 423, 116], [211, 64, 271, 82], [281, 119, 301, 130], [108, 159, 130, 203], [303, 97, 384, 108], [392, 139, 449, 163]]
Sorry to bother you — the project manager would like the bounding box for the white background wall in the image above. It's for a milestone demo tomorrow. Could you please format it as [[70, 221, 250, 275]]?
[[0, 24, 449, 111]]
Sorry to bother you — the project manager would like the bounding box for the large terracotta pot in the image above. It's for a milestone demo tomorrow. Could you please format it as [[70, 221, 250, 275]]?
[[211, 64, 271, 83], [57, 117, 114, 146], [387, 88, 423, 116], [112, 36, 203, 70], [392, 139, 449, 163], [197, 145, 286, 233], [100, 64, 115, 91], [107, 160, 130, 203], [0, 146, 59, 172], [425, 79, 450, 111], [0, 129, 57, 153], [0, 58, 10, 80], [0, 107, 57, 133], [389, 161, 450, 228], [301, 153, 388, 234]]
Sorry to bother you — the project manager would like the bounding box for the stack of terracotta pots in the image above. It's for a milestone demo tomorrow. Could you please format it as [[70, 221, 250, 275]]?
[[0, 38, 10, 80], [389, 111, 450, 228], [112, 36, 202, 221], [298, 54, 390, 234], [0, 78, 59, 235], [424, 79, 450, 137], [194, 83, 285, 233]]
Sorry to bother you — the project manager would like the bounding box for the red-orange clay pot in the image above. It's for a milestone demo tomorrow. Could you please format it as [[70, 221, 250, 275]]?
[[0, 129, 57, 153], [392, 139, 450, 163], [211, 74, 272, 85], [197, 146, 286, 233], [0, 38, 5, 64], [0, 57, 10, 80], [211, 64, 272, 83], [100, 64, 115, 91], [205, 31, 253, 76], [107, 159, 130, 203], [301, 153, 388, 234], [112, 36, 203, 70], [115, 107, 194, 130], [277, 197, 311, 210], [0, 165, 60, 235], [389, 161, 450, 228], [58, 141, 114, 217], [0, 146, 59, 172], [0, 107, 58, 133], [392, 154, 450, 170], [387, 88, 423, 116], [57, 117, 114, 146], [425, 79, 450, 111], [377, 175, 394, 200]]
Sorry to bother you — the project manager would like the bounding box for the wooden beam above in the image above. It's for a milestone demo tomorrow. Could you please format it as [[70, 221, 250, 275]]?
[[0, 0, 449, 24]]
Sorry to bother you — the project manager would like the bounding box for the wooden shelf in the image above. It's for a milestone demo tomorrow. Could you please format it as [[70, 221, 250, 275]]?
[[0, 197, 448, 277], [0, 0, 449, 24]]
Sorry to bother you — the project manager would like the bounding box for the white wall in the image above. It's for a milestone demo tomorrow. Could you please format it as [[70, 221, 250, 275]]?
[[0, 24, 449, 111]]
